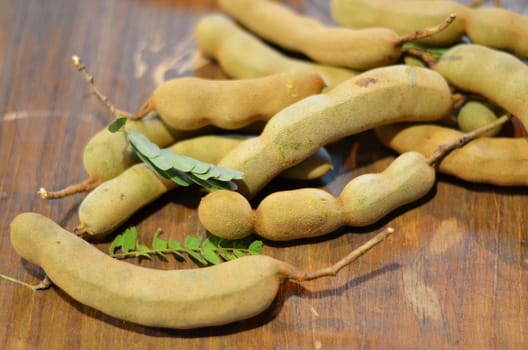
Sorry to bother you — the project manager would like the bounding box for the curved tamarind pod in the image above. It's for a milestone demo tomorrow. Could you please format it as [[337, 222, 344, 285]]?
[[76, 135, 333, 239], [217, 0, 454, 70], [10, 212, 392, 329], [199, 152, 434, 241], [194, 14, 359, 89], [217, 65, 452, 198], [433, 44, 528, 131], [375, 123, 528, 186], [331, 0, 528, 57], [132, 70, 326, 129]]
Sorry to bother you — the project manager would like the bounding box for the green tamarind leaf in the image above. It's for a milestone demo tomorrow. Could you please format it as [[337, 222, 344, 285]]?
[[220, 253, 238, 261], [248, 240, 264, 255], [187, 251, 208, 265], [163, 169, 194, 187], [135, 243, 152, 259], [162, 151, 195, 172], [125, 131, 244, 191], [184, 235, 202, 250], [122, 227, 139, 253], [152, 230, 168, 251], [215, 167, 244, 181], [108, 232, 124, 256], [107, 117, 128, 133], [202, 248, 222, 265], [128, 131, 161, 158], [202, 238, 217, 249], [149, 154, 176, 171], [168, 239, 182, 250], [190, 160, 211, 174]]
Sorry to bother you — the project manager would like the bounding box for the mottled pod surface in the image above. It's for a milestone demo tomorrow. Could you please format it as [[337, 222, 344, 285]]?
[[375, 123, 528, 186], [194, 14, 359, 88], [434, 44, 528, 131], [10, 213, 298, 329], [218, 65, 452, 198]]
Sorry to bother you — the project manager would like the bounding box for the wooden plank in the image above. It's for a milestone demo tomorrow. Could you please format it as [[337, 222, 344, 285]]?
[[0, 0, 526, 348]]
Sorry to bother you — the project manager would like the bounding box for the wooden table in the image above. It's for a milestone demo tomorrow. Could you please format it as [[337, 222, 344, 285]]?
[[1, 0, 527, 348]]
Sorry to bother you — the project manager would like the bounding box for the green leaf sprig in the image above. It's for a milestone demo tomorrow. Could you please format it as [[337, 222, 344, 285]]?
[[108, 117, 244, 191], [109, 226, 263, 266]]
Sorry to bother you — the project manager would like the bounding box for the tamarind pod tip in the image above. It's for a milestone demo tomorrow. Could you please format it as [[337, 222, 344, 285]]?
[[71, 55, 81, 67], [38, 188, 48, 199]]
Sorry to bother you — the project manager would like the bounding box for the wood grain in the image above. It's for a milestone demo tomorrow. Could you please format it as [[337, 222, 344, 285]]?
[[1, 0, 527, 349]]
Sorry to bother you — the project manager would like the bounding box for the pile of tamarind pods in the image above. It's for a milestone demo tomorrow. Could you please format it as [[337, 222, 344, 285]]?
[[9, 0, 528, 330]]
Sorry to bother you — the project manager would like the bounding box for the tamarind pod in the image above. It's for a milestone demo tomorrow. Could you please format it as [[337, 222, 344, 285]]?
[[375, 123, 528, 186], [199, 152, 434, 241], [465, 7, 528, 58], [77, 135, 334, 239], [133, 70, 326, 129], [434, 44, 528, 131], [217, 0, 453, 70], [331, 0, 467, 46], [217, 65, 452, 199], [331, 0, 528, 57], [457, 101, 501, 137], [194, 14, 359, 89], [10, 213, 392, 329], [10, 212, 298, 329]]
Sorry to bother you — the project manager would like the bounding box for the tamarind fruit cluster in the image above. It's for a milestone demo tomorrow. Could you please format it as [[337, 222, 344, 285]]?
[[8, 0, 528, 331], [77, 134, 334, 239]]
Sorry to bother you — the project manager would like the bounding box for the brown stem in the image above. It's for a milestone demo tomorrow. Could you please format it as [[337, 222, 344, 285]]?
[[71, 55, 125, 119], [452, 93, 466, 109], [129, 99, 154, 120], [395, 13, 457, 46], [0, 273, 51, 291], [405, 48, 439, 67], [427, 114, 512, 167], [290, 227, 395, 282], [468, 0, 501, 8], [38, 176, 99, 199]]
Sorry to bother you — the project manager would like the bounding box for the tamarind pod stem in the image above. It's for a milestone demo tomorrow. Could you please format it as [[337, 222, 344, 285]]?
[[10, 213, 392, 329]]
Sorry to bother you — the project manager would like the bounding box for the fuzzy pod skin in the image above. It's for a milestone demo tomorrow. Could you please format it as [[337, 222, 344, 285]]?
[[135, 70, 326, 130], [375, 123, 528, 186], [218, 0, 418, 70], [83, 116, 200, 183], [434, 44, 528, 131], [10, 212, 299, 329], [194, 14, 359, 89], [170, 135, 333, 181], [78, 135, 334, 239], [331, 0, 468, 46], [217, 65, 452, 199], [76, 163, 175, 238], [457, 101, 501, 137], [199, 152, 434, 241], [330, 0, 528, 56]]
